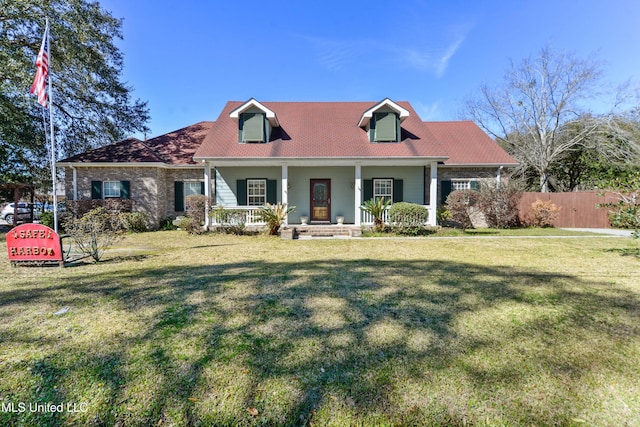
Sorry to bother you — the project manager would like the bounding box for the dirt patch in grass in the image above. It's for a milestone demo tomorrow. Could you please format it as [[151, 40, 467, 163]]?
[[1, 231, 639, 426]]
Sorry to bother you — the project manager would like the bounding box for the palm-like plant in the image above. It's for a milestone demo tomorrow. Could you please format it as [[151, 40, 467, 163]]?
[[257, 202, 296, 235], [361, 197, 391, 231]]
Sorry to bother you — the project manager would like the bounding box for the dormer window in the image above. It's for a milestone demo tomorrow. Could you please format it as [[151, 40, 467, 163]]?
[[230, 98, 280, 144], [358, 98, 410, 143], [371, 112, 400, 142], [239, 112, 266, 143]]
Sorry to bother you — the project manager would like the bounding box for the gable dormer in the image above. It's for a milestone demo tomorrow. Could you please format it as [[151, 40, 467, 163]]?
[[230, 99, 279, 143], [358, 98, 410, 143]]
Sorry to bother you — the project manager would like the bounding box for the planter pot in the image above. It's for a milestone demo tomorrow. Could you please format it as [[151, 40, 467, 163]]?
[[336, 216, 344, 225], [300, 216, 309, 225]]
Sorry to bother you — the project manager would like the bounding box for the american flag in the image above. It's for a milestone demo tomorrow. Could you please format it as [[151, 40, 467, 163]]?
[[30, 25, 49, 107]]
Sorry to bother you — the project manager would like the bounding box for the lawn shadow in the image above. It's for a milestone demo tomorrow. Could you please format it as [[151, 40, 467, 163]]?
[[606, 247, 640, 259], [2, 255, 640, 425]]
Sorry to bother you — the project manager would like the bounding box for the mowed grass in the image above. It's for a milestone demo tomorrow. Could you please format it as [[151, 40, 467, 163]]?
[[0, 231, 639, 426]]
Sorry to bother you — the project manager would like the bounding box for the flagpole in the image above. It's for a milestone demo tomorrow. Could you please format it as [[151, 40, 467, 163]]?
[[45, 17, 58, 233]]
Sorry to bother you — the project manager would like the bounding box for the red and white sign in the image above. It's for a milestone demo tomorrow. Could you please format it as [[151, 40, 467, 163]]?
[[6, 223, 63, 263]]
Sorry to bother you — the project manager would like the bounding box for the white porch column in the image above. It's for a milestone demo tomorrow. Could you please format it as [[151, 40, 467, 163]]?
[[203, 161, 212, 228], [281, 164, 288, 224], [354, 163, 362, 226], [429, 161, 438, 226]]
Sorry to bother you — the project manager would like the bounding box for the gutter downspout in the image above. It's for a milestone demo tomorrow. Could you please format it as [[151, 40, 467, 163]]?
[[71, 166, 78, 201]]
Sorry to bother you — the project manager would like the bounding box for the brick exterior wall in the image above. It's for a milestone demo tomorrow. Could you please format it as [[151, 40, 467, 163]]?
[[437, 167, 502, 205], [66, 166, 204, 228]]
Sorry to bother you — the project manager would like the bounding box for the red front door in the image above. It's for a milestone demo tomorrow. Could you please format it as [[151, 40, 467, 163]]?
[[310, 179, 331, 222]]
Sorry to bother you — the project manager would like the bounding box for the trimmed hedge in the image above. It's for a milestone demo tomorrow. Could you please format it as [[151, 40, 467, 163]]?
[[389, 202, 429, 235]]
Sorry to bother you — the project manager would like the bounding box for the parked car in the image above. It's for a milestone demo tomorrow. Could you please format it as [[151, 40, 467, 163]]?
[[1, 202, 34, 223]]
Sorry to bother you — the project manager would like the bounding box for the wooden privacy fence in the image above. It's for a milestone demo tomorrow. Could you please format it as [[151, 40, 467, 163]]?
[[518, 192, 619, 228]]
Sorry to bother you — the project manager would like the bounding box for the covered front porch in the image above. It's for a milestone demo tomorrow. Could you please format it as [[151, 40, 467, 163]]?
[[202, 159, 441, 228]]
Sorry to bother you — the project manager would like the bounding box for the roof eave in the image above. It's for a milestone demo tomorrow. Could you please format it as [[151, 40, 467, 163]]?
[[56, 162, 203, 169], [229, 98, 280, 127]]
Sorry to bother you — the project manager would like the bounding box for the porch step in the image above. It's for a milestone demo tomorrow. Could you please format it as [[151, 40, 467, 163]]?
[[282, 225, 361, 239]]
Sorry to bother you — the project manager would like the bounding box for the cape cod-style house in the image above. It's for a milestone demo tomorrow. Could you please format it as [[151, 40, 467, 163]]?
[[57, 99, 517, 228]]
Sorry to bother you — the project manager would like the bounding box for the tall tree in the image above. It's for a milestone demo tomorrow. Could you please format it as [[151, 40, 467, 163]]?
[[548, 116, 640, 191], [465, 46, 637, 192], [0, 0, 149, 184]]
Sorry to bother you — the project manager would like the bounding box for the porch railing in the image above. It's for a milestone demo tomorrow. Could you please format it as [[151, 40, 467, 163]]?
[[209, 206, 265, 226], [360, 206, 391, 225], [209, 204, 433, 227], [360, 205, 432, 226]]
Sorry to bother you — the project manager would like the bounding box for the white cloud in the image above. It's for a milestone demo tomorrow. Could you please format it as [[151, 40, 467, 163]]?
[[297, 22, 472, 77], [413, 101, 442, 121], [400, 33, 467, 78]]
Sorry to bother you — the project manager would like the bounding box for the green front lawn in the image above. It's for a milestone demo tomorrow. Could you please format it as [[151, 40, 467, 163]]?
[[1, 232, 639, 426]]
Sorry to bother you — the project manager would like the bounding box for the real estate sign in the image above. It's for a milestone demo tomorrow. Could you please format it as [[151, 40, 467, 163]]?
[[6, 223, 63, 266]]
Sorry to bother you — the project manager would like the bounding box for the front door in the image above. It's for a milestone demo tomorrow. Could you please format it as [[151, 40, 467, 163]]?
[[310, 179, 331, 222]]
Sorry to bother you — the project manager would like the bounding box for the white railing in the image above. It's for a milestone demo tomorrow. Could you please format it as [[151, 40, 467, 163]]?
[[209, 206, 265, 226], [360, 206, 391, 225], [360, 205, 433, 226]]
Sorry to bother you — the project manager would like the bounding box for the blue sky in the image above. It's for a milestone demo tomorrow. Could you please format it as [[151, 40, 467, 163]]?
[[99, 0, 640, 139]]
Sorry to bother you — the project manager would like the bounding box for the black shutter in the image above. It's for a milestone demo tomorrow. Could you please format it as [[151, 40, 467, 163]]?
[[266, 180, 277, 204], [363, 179, 373, 202], [120, 181, 130, 199], [174, 181, 184, 211], [236, 179, 247, 205], [369, 115, 376, 142], [200, 181, 205, 195], [441, 180, 452, 205], [396, 114, 401, 142], [393, 179, 403, 203], [91, 181, 102, 199]]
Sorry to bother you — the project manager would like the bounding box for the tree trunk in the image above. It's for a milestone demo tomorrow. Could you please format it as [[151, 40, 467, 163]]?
[[540, 172, 549, 193]]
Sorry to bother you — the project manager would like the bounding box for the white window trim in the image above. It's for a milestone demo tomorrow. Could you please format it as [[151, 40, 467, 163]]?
[[451, 179, 472, 191], [373, 178, 393, 203], [247, 179, 267, 206], [103, 181, 121, 198]]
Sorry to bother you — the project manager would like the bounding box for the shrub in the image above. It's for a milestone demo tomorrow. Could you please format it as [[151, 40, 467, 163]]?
[[63, 207, 123, 262], [185, 194, 210, 225], [389, 202, 429, 235], [66, 199, 134, 218], [445, 190, 479, 230], [526, 199, 560, 227], [257, 202, 296, 235], [119, 211, 149, 232], [361, 198, 391, 232], [178, 216, 205, 235], [160, 217, 178, 230], [436, 207, 451, 225], [477, 181, 522, 229], [40, 211, 55, 229], [606, 202, 640, 230]]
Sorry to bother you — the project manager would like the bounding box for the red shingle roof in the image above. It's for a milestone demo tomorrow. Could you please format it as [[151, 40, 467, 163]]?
[[59, 102, 517, 167], [194, 101, 450, 160], [424, 121, 517, 166], [59, 122, 213, 165]]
